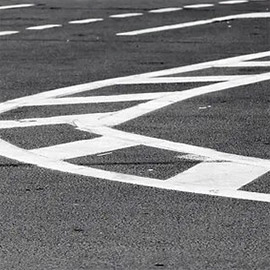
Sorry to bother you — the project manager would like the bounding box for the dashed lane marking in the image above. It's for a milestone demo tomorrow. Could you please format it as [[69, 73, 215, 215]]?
[[26, 24, 62, 30], [219, 0, 249, 4], [148, 7, 183, 13], [0, 31, 19, 36], [0, 4, 34, 10], [0, 1, 255, 38], [109, 13, 143, 18], [183, 4, 214, 9], [69, 18, 103, 24], [1, 51, 270, 202], [117, 12, 270, 36]]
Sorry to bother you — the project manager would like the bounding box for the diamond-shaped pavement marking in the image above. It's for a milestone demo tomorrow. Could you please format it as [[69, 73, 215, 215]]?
[[67, 145, 201, 180]]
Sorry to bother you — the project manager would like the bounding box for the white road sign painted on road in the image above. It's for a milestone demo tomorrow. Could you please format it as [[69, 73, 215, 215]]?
[[1, 51, 270, 202]]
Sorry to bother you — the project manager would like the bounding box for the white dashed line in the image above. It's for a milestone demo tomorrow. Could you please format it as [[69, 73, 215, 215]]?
[[183, 4, 214, 9], [0, 4, 34, 10], [26, 24, 62, 30], [109, 13, 143, 18], [0, 31, 19, 36], [117, 12, 270, 36], [219, 0, 248, 4], [148, 7, 183, 13], [69, 18, 103, 24]]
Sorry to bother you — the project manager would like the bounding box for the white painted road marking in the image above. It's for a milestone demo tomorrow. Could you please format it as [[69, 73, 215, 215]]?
[[69, 18, 103, 24], [219, 0, 248, 4], [27, 24, 62, 30], [110, 13, 143, 18], [1, 51, 270, 202], [0, 31, 19, 36], [0, 4, 34, 10], [117, 12, 270, 36], [148, 7, 183, 13], [30, 136, 138, 160], [183, 4, 214, 9]]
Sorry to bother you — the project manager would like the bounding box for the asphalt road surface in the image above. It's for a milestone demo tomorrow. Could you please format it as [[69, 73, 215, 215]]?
[[0, 0, 270, 269]]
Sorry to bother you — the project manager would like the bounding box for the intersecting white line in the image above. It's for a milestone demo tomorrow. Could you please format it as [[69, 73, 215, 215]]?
[[23, 92, 171, 106], [0, 113, 111, 129], [1, 51, 270, 202]]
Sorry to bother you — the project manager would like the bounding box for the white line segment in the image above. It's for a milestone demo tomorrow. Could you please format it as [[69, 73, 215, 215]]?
[[109, 13, 143, 18], [117, 76, 248, 84], [148, 7, 183, 13], [183, 4, 214, 9], [26, 24, 62, 30], [30, 136, 138, 160], [219, 0, 248, 4], [69, 18, 103, 24], [0, 4, 34, 10], [216, 61, 270, 67], [117, 12, 270, 36], [0, 31, 19, 36]]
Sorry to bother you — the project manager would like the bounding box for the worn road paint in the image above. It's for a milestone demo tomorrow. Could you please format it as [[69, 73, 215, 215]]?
[[1, 51, 270, 202], [117, 12, 270, 36]]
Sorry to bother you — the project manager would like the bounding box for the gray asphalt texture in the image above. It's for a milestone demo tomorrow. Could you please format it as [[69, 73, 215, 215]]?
[[0, 0, 270, 269]]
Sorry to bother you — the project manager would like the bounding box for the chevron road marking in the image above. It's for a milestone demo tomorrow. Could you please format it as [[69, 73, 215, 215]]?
[[1, 51, 270, 202]]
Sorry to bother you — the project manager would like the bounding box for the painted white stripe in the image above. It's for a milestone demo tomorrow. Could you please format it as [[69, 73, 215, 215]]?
[[0, 31, 19, 36], [167, 162, 269, 190], [26, 24, 62, 30], [109, 13, 143, 18], [1, 51, 270, 202], [0, 4, 34, 10], [117, 76, 248, 84], [23, 92, 170, 107], [30, 136, 138, 160], [219, 0, 248, 4], [0, 113, 111, 129], [1, 51, 270, 117], [117, 12, 270, 36], [216, 61, 270, 67], [98, 72, 270, 126], [183, 4, 214, 9], [68, 18, 103, 24], [1, 137, 270, 203], [148, 7, 183, 13], [78, 126, 270, 169]]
